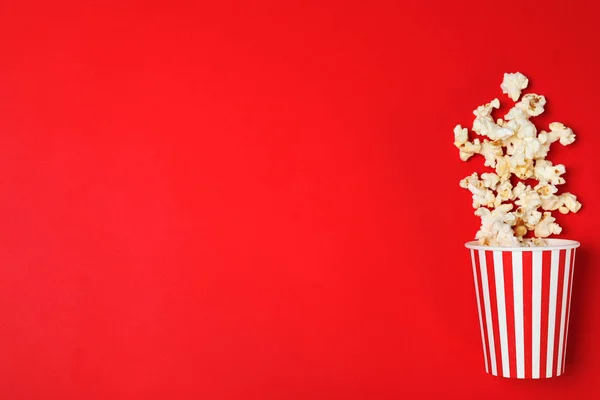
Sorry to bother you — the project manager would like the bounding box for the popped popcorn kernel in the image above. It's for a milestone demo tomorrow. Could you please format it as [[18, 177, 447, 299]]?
[[501, 72, 529, 101], [517, 94, 546, 117], [534, 212, 563, 238]]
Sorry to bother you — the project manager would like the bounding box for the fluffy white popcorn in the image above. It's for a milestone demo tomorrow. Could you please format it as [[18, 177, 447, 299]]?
[[495, 156, 511, 182], [515, 185, 542, 210], [534, 181, 558, 196], [473, 98, 500, 118], [560, 193, 582, 213], [472, 99, 514, 140], [534, 160, 566, 185], [459, 139, 482, 161], [514, 206, 543, 229], [479, 140, 504, 168], [516, 94, 547, 117], [454, 124, 469, 146], [533, 132, 551, 159], [548, 122, 576, 146], [508, 137, 541, 167], [534, 212, 563, 238], [504, 106, 529, 121], [495, 181, 513, 205], [481, 172, 500, 190], [455, 73, 582, 246], [475, 205, 519, 246], [511, 159, 535, 180], [460, 173, 496, 208], [512, 182, 527, 200], [501, 72, 529, 101]]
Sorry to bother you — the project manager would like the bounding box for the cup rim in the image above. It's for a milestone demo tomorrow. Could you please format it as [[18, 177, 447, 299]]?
[[465, 238, 580, 251]]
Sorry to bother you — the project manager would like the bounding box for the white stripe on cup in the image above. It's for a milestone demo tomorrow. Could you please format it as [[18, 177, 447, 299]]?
[[471, 249, 489, 373], [512, 251, 525, 379], [493, 251, 510, 378], [479, 250, 497, 376], [562, 249, 576, 374], [532, 251, 543, 379], [556, 248, 571, 376], [546, 250, 560, 377]]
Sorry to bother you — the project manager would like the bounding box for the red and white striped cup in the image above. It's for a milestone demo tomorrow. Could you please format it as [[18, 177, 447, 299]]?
[[466, 239, 580, 379]]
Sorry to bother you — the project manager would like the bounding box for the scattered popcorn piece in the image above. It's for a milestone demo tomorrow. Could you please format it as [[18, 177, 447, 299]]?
[[516, 94, 546, 117], [548, 122, 576, 146], [475, 205, 519, 246], [514, 206, 543, 229], [534, 212, 563, 238], [494, 180, 513, 206], [480, 140, 504, 168], [541, 195, 562, 211], [534, 160, 566, 185], [473, 98, 500, 118], [501, 72, 529, 101], [560, 193, 582, 213], [513, 217, 528, 238], [460, 173, 496, 208], [481, 172, 500, 190], [515, 185, 542, 210], [472, 99, 514, 140], [504, 106, 529, 121], [511, 159, 535, 180], [459, 139, 482, 161], [495, 156, 511, 182], [454, 125, 469, 147], [512, 182, 527, 199], [534, 182, 558, 196]]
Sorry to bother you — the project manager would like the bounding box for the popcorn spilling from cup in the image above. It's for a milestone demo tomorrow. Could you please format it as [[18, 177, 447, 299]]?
[[454, 73, 582, 246]]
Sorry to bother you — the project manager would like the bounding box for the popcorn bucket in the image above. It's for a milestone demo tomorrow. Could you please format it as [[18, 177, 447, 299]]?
[[466, 239, 580, 379]]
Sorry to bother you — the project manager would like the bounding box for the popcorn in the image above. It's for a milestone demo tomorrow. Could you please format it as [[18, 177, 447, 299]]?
[[495, 156, 511, 182], [454, 73, 582, 246], [561, 193, 582, 213], [534, 160, 566, 185], [481, 172, 500, 190], [460, 173, 497, 208], [549, 122, 576, 146], [480, 140, 504, 168], [459, 139, 482, 161], [454, 125, 469, 146], [472, 99, 514, 141], [511, 182, 526, 199], [511, 159, 534, 180], [505, 106, 529, 121], [475, 205, 519, 246], [534, 212, 563, 238], [501, 72, 529, 101], [515, 185, 542, 210], [516, 94, 546, 117], [535, 182, 562, 210], [495, 180, 513, 206]]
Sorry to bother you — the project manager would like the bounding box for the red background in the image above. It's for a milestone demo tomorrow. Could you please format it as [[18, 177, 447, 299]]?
[[0, 1, 598, 398]]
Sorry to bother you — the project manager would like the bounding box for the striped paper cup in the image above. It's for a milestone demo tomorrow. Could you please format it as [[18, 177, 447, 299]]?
[[466, 239, 580, 379]]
